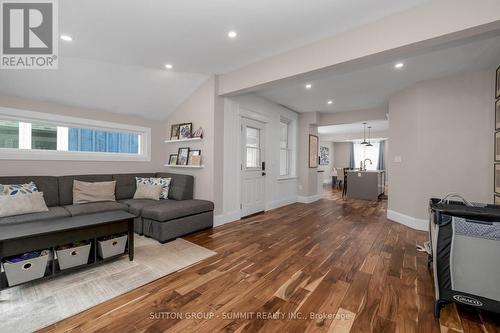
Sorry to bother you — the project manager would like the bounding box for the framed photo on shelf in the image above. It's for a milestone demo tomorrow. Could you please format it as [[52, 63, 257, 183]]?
[[188, 149, 201, 165], [170, 124, 180, 140], [190, 155, 202, 166], [496, 65, 500, 99], [177, 147, 189, 165], [496, 99, 500, 130], [496, 132, 500, 162], [168, 154, 178, 165], [179, 123, 193, 140], [496, 164, 500, 194], [192, 126, 204, 138], [309, 134, 318, 168]]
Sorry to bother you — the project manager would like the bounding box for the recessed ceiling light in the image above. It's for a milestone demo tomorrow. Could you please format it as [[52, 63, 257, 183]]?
[[227, 30, 238, 39], [394, 62, 404, 69], [60, 34, 73, 42], [327, 100, 333, 105], [165, 64, 173, 69], [305, 83, 312, 89]]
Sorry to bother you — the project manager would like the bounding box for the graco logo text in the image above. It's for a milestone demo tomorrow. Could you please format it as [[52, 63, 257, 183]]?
[[453, 295, 483, 307], [1, 0, 58, 69]]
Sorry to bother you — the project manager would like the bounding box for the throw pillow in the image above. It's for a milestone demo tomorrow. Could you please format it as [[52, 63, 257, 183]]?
[[0, 181, 38, 196], [133, 183, 163, 200], [136, 177, 171, 199], [0, 192, 49, 218], [73, 180, 116, 204]]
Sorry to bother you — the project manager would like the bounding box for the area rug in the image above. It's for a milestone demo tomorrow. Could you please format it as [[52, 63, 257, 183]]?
[[0, 236, 216, 333]]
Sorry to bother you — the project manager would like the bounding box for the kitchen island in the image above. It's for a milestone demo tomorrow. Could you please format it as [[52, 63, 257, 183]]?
[[346, 170, 385, 201]]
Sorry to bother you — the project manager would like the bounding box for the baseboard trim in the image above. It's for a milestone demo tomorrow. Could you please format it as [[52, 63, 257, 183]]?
[[297, 194, 322, 204], [387, 210, 428, 231], [214, 210, 241, 227], [266, 196, 298, 210]]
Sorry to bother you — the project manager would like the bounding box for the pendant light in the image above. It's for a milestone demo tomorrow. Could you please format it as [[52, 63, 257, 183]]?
[[366, 126, 373, 147], [361, 122, 368, 145]]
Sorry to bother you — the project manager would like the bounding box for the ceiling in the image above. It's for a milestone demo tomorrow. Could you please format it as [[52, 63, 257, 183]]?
[[319, 120, 388, 135], [319, 120, 388, 142], [0, 0, 430, 120], [257, 33, 500, 113]]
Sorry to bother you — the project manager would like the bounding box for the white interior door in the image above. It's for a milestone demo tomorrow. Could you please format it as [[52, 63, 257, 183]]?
[[241, 118, 266, 217]]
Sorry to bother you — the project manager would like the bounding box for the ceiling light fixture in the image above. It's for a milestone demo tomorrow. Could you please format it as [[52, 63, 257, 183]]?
[[366, 126, 373, 147], [305, 83, 312, 89], [394, 62, 404, 69], [327, 100, 333, 105], [60, 34, 73, 42], [227, 30, 238, 39], [361, 122, 368, 145], [165, 64, 173, 69]]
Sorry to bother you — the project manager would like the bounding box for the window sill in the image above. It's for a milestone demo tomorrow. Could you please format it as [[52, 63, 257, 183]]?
[[277, 176, 298, 182], [0, 148, 151, 162]]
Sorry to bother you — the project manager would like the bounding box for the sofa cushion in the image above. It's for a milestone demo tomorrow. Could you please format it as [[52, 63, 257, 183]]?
[[64, 201, 128, 217], [155, 173, 193, 200], [0, 207, 70, 224], [0, 176, 59, 206], [141, 199, 214, 222], [119, 199, 161, 216], [0, 192, 49, 218], [112, 173, 156, 200], [58, 174, 113, 206]]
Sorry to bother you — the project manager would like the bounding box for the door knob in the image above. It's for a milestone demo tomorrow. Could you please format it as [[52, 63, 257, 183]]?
[[262, 172, 266, 176]]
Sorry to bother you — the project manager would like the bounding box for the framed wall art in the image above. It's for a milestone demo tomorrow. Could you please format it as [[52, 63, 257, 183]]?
[[309, 134, 318, 168]]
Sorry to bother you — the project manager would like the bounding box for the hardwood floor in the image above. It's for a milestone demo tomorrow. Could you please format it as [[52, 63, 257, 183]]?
[[40, 189, 500, 333]]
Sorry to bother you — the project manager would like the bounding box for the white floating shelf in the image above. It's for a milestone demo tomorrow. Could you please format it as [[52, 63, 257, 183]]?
[[164, 164, 205, 169], [164, 137, 203, 143]]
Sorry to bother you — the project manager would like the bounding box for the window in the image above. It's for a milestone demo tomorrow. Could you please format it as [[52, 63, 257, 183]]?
[[353, 142, 380, 170], [279, 120, 290, 176], [245, 126, 261, 168], [0, 108, 150, 161]]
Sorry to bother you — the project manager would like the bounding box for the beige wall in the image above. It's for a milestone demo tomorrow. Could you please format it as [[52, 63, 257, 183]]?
[[333, 142, 351, 168], [164, 76, 223, 213], [0, 95, 164, 175], [388, 69, 494, 223], [298, 112, 319, 198]]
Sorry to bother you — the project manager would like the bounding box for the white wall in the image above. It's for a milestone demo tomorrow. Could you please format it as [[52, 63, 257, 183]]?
[[220, 94, 299, 225], [333, 142, 351, 168], [388, 69, 494, 230], [318, 140, 334, 183]]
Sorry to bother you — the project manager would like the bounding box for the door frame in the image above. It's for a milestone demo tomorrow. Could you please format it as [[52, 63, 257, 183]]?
[[238, 107, 270, 217]]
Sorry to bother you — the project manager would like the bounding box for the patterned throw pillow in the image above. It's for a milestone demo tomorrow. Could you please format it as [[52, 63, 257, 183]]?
[[0, 181, 39, 196], [136, 177, 171, 200]]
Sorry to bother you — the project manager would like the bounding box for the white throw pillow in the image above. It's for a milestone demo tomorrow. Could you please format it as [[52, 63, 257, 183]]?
[[133, 183, 163, 200], [0, 192, 49, 218], [136, 177, 171, 199], [73, 180, 116, 204]]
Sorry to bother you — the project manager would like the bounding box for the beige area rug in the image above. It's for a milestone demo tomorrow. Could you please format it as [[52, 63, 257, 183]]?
[[0, 236, 216, 333]]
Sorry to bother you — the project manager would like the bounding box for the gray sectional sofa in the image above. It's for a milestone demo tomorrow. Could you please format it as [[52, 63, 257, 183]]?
[[0, 173, 214, 243]]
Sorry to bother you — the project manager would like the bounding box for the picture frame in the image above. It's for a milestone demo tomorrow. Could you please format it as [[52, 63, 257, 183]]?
[[192, 126, 204, 138], [319, 146, 329, 166], [170, 124, 180, 140], [188, 149, 201, 165], [190, 155, 202, 166], [309, 134, 318, 168], [177, 147, 189, 165], [495, 164, 500, 194], [179, 123, 193, 140], [496, 132, 500, 162], [496, 65, 500, 99], [168, 154, 178, 165], [496, 99, 500, 130]]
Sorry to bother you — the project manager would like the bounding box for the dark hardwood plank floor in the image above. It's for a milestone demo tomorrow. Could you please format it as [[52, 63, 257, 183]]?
[[39, 189, 500, 333]]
